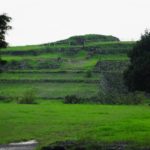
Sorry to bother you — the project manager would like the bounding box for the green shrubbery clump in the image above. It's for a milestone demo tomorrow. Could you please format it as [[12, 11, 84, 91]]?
[[97, 92, 144, 105], [63, 95, 101, 104], [17, 90, 37, 104], [64, 95, 83, 104], [64, 92, 144, 105], [85, 70, 92, 78]]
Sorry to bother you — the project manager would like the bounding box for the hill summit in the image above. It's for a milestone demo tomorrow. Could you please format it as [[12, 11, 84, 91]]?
[[51, 34, 120, 46]]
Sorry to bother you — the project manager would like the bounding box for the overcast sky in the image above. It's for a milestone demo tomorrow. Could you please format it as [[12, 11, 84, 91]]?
[[0, 0, 150, 46]]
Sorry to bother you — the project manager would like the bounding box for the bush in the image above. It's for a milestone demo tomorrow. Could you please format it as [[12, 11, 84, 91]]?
[[64, 95, 84, 104], [0, 96, 12, 103], [65, 92, 144, 104], [85, 70, 92, 78], [97, 91, 144, 105], [17, 90, 37, 104], [63, 92, 144, 105]]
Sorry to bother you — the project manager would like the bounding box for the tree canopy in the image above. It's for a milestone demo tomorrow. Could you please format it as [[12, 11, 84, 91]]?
[[124, 30, 150, 93], [0, 13, 11, 71], [0, 13, 11, 48]]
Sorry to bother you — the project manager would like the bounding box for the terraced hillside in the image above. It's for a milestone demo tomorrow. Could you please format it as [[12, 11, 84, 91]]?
[[0, 34, 135, 100]]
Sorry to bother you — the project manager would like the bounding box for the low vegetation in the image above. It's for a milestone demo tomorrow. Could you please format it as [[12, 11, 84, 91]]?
[[64, 92, 144, 105], [16, 90, 37, 104]]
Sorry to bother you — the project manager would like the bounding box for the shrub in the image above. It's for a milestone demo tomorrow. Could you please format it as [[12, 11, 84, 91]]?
[[3, 99, 12, 103], [64, 95, 83, 104], [0, 96, 12, 103], [17, 90, 37, 104], [97, 91, 144, 105], [85, 70, 92, 78], [64, 92, 144, 105]]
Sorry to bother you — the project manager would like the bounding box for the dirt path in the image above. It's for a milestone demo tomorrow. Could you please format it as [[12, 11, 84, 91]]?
[[0, 140, 38, 150]]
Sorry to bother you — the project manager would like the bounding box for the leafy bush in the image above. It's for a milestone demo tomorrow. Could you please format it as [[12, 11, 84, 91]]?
[[64, 92, 144, 105], [64, 95, 84, 104], [0, 96, 12, 103], [97, 91, 144, 105], [85, 70, 92, 78], [17, 90, 37, 104]]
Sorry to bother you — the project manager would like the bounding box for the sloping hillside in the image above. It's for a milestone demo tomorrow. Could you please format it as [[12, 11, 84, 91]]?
[[0, 34, 135, 99]]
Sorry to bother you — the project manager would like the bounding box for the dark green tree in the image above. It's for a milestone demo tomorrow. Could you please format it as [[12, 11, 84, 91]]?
[[124, 30, 150, 93], [0, 13, 11, 67], [0, 13, 11, 48]]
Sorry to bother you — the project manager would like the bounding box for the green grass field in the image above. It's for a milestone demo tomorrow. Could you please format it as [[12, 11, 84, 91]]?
[[0, 82, 99, 98], [2, 54, 128, 73], [1, 40, 130, 74], [3, 53, 128, 62], [0, 44, 45, 51], [1, 35, 148, 149], [0, 101, 150, 148], [2, 53, 63, 61], [85, 41, 135, 49], [0, 72, 99, 99], [0, 72, 100, 81]]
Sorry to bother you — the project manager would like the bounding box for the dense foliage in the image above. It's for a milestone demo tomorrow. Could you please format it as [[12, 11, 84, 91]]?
[[124, 30, 150, 92], [0, 13, 11, 70], [0, 13, 11, 48]]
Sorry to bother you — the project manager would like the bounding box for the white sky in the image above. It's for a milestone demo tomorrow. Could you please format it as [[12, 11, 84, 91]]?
[[0, 0, 150, 46]]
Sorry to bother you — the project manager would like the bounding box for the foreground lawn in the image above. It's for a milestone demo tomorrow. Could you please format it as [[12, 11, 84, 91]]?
[[0, 101, 150, 148]]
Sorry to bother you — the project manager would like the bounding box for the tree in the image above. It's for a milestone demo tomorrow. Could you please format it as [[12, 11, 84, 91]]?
[[0, 13, 11, 68], [124, 30, 150, 93], [0, 14, 11, 51]]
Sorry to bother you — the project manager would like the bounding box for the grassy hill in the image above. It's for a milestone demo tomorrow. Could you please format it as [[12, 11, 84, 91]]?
[[1, 34, 150, 149], [0, 34, 135, 99], [51, 34, 120, 45]]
